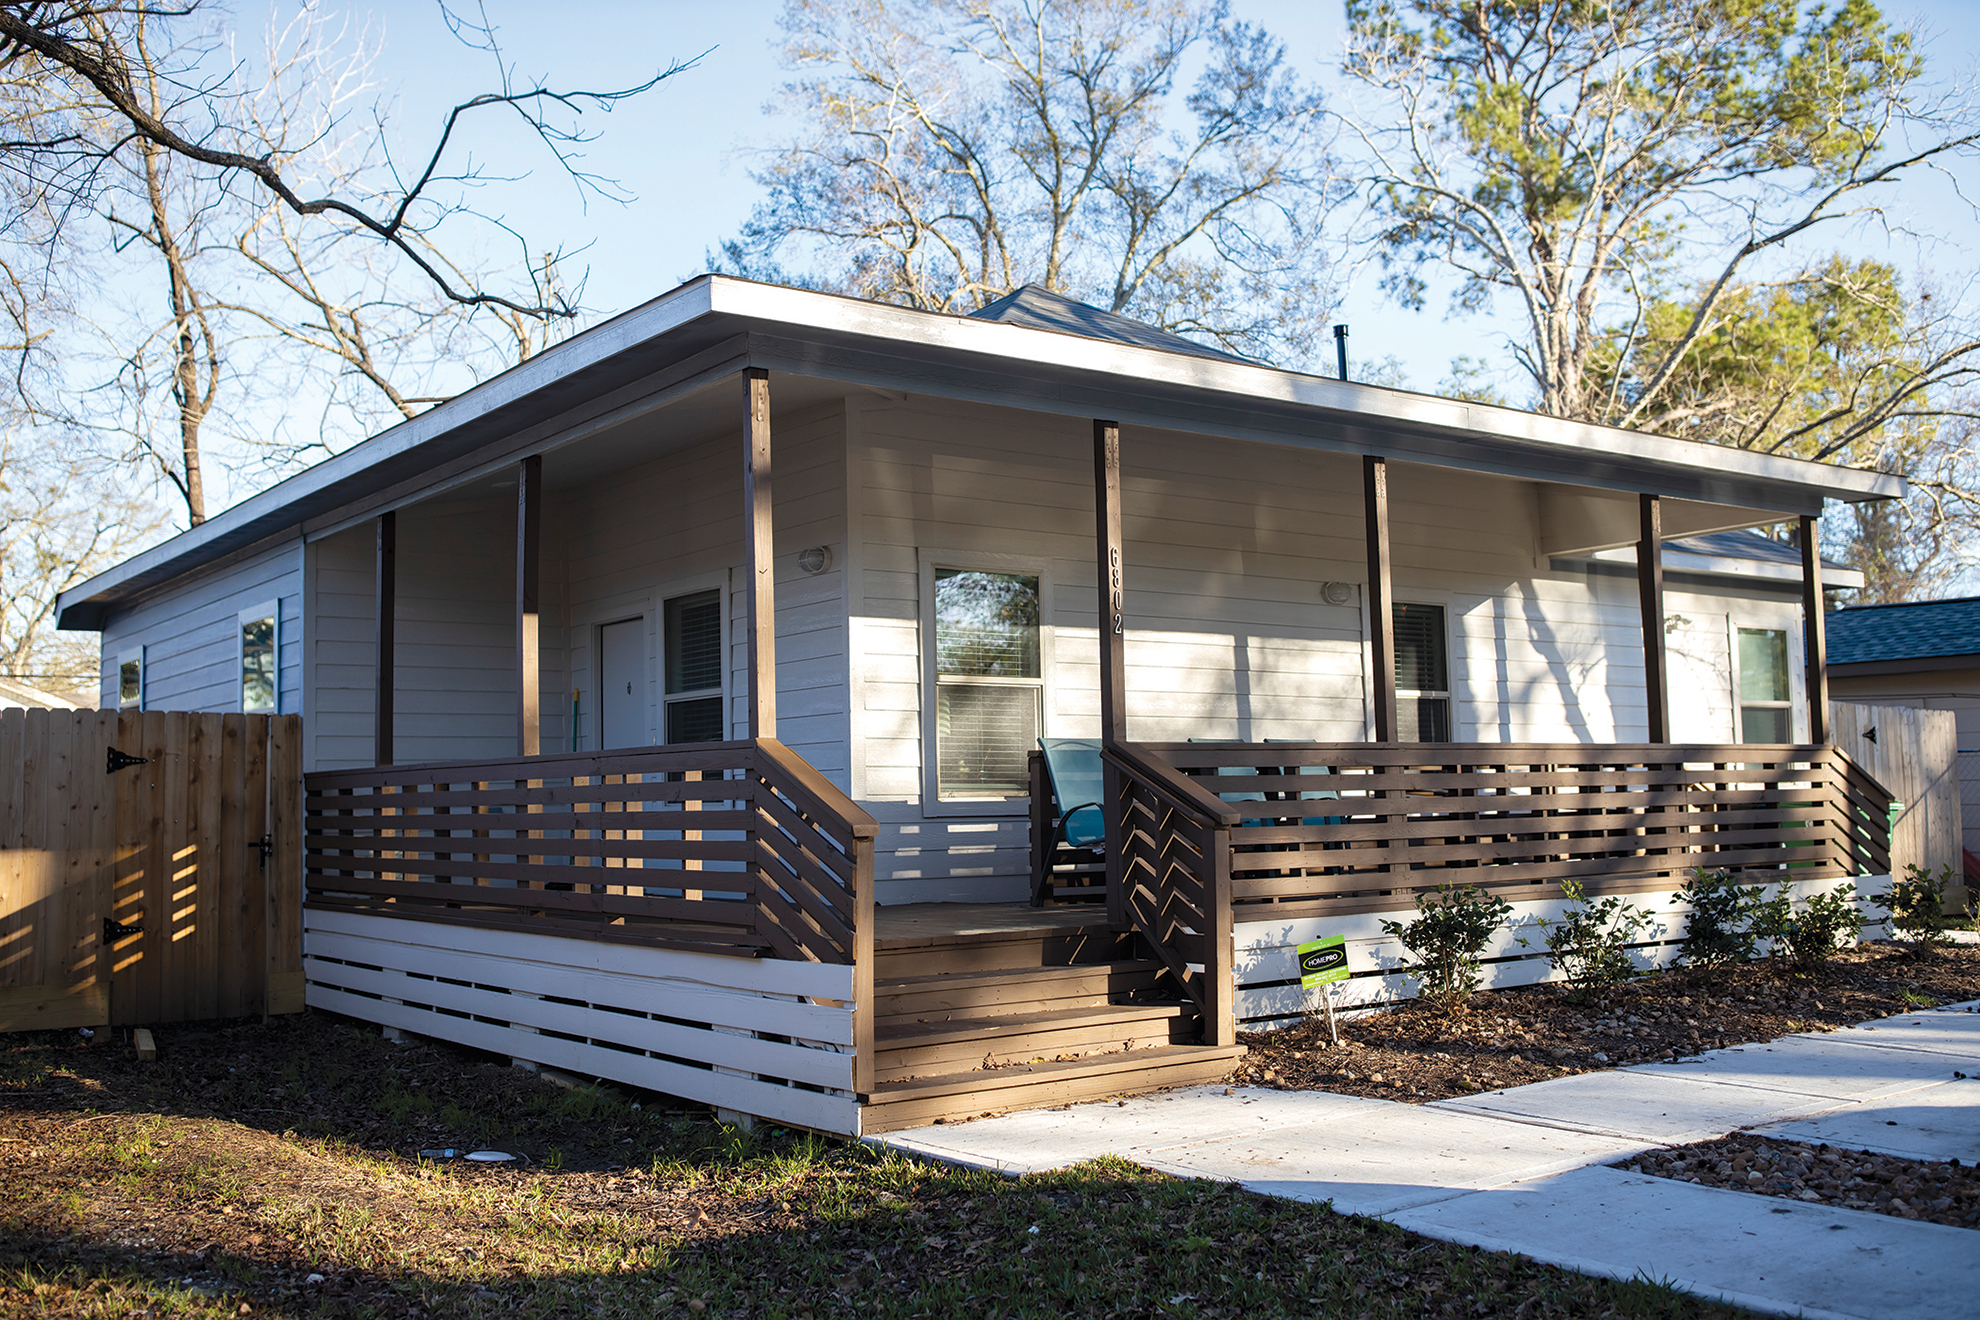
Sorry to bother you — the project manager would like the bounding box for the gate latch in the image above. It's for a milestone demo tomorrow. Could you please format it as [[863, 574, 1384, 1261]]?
[[253, 835, 273, 870], [106, 747, 150, 775], [103, 916, 145, 943]]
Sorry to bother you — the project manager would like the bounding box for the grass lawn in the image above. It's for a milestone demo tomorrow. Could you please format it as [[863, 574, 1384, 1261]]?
[[2, 1011, 1750, 1319]]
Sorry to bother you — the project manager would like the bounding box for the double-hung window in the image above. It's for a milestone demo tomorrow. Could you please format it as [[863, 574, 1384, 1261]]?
[[1737, 626, 1792, 743], [240, 608, 276, 713], [931, 567, 1042, 801], [662, 589, 725, 744], [1393, 602, 1451, 742]]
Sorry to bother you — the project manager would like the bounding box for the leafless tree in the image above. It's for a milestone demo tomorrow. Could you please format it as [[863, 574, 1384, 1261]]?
[[723, 0, 1341, 364], [0, 1, 694, 525]]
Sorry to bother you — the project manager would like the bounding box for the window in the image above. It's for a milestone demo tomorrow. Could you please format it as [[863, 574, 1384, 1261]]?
[[240, 610, 276, 713], [663, 589, 724, 744], [932, 567, 1041, 800], [1737, 626, 1791, 743], [117, 649, 143, 710], [1393, 602, 1450, 742]]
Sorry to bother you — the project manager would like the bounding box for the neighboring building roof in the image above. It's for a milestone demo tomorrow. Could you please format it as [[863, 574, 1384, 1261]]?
[[0, 676, 82, 710], [1665, 529, 1847, 572], [1827, 596, 1980, 669], [1579, 529, 1864, 590], [969, 284, 1253, 364], [55, 275, 1907, 630]]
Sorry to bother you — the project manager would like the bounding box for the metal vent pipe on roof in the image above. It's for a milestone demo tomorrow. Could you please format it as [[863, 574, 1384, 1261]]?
[[1333, 324, 1349, 381]]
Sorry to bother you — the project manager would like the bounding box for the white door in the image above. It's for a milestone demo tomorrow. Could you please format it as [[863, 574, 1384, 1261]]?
[[599, 618, 646, 749]]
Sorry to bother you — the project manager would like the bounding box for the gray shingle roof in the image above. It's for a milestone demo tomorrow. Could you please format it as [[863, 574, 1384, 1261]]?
[[969, 284, 1253, 364], [1826, 596, 1980, 665], [1664, 529, 1851, 572]]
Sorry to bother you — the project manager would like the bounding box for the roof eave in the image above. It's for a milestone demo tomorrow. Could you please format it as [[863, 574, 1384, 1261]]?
[[59, 274, 1907, 628]]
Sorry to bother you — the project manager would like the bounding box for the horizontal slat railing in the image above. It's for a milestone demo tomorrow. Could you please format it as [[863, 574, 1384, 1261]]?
[[1125, 741, 1893, 924], [304, 739, 878, 973]]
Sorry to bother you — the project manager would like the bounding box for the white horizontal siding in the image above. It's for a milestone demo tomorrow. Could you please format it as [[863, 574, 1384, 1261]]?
[[305, 499, 564, 772], [98, 537, 303, 716], [847, 397, 1814, 905], [560, 401, 848, 784]]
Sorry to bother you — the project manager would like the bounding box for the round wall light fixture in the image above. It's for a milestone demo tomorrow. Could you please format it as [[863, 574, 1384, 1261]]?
[[1321, 581, 1356, 606], [797, 546, 833, 575]]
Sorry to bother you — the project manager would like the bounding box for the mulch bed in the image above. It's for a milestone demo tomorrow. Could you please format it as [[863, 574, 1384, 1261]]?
[[1233, 943, 1980, 1103], [1617, 1134, 1980, 1230]]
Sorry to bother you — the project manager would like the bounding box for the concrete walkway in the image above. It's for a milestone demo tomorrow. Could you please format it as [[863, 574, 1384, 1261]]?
[[878, 1001, 1980, 1319]]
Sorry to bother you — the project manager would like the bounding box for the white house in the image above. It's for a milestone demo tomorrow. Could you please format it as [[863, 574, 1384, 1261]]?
[[55, 278, 1897, 1134]]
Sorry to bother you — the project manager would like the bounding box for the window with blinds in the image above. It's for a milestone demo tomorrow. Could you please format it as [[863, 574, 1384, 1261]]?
[[1737, 626, 1791, 743], [932, 568, 1041, 798], [1394, 602, 1451, 742], [663, 589, 724, 744]]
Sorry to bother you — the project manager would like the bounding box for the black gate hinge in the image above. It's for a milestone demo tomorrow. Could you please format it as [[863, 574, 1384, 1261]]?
[[104, 916, 145, 943], [106, 747, 150, 775], [253, 835, 273, 870]]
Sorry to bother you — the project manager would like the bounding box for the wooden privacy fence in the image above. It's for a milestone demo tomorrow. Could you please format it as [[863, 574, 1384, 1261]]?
[[1827, 703, 1962, 903], [1102, 740, 1894, 1044], [0, 709, 304, 1031], [304, 739, 877, 963]]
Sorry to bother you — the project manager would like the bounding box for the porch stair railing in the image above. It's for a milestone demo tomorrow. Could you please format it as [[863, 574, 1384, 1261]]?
[[1103, 741, 1896, 1046], [304, 738, 878, 1088]]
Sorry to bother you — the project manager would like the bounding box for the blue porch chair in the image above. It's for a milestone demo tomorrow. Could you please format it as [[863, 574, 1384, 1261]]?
[[1030, 738, 1108, 906]]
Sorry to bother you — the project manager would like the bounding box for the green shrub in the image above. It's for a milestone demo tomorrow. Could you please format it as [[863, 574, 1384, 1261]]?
[[1749, 881, 1861, 972], [1529, 879, 1655, 1001], [1872, 865, 1959, 950], [1676, 869, 1759, 972], [1380, 884, 1514, 1013]]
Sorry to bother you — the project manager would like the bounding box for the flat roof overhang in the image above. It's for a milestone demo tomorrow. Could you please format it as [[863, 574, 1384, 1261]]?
[[59, 276, 1906, 630]]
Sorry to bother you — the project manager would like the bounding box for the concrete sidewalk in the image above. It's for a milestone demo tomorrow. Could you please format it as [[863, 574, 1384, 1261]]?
[[877, 1001, 1980, 1319]]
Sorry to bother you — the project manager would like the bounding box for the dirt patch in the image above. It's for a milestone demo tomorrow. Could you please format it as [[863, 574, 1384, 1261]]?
[[1616, 1134, 1980, 1230], [1234, 944, 1980, 1102]]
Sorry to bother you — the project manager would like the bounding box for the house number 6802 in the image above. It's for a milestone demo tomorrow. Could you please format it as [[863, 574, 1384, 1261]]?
[[1109, 547, 1124, 635]]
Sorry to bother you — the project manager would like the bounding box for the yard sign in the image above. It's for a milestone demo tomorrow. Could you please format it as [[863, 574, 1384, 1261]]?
[[1297, 935, 1349, 989]]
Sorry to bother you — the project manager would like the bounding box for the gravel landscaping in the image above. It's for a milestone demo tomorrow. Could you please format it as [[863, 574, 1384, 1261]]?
[[1617, 1134, 1980, 1230], [1232, 943, 1980, 1103]]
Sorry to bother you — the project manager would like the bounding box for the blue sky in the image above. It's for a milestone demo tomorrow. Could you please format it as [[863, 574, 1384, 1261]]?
[[350, 0, 1980, 395]]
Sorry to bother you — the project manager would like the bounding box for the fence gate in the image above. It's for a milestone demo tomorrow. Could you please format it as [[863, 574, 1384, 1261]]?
[[1829, 701, 1963, 906], [0, 709, 303, 1031]]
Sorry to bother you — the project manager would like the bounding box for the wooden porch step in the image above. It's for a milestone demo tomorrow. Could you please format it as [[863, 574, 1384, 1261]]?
[[875, 959, 1169, 1020], [859, 1044, 1248, 1135], [874, 1002, 1195, 1081]]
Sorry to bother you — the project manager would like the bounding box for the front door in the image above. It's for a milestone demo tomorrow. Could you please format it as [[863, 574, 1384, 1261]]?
[[599, 618, 646, 749]]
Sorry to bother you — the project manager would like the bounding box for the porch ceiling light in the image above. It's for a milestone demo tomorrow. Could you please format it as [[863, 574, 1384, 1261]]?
[[797, 546, 832, 575]]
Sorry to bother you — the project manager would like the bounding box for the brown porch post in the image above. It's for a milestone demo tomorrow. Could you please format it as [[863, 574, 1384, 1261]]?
[[1364, 456, 1396, 742], [516, 454, 542, 756], [1095, 420, 1127, 926], [373, 511, 395, 767], [745, 368, 777, 739], [1801, 513, 1829, 744], [1638, 493, 1669, 742]]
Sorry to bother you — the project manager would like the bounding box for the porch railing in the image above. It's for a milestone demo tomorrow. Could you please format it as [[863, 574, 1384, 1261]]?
[[305, 737, 876, 957], [1103, 740, 1894, 1045]]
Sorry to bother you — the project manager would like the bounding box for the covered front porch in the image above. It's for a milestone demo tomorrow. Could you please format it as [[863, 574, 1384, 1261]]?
[[298, 316, 1896, 1131]]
